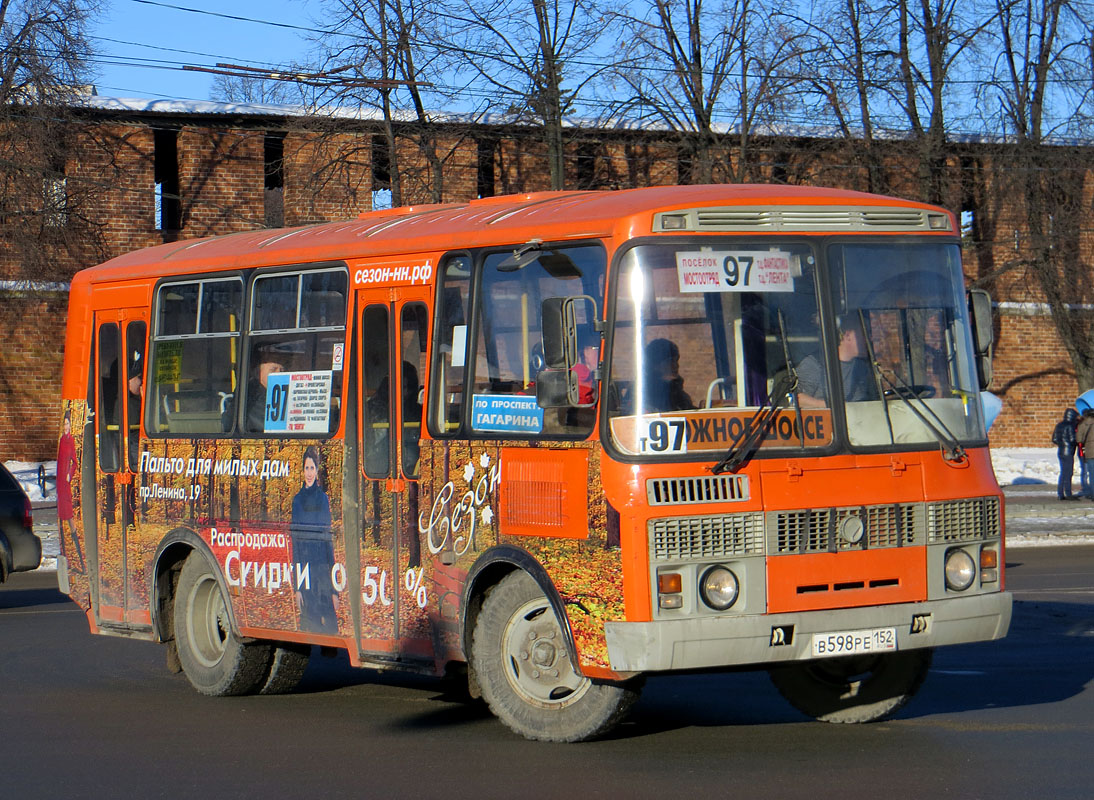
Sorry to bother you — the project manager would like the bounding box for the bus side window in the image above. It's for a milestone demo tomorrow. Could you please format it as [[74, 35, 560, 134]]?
[[246, 268, 347, 436], [362, 304, 390, 478], [149, 278, 242, 436], [432, 257, 470, 435], [98, 323, 122, 472], [401, 303, 428, 477], [125, 321, 146, 471]]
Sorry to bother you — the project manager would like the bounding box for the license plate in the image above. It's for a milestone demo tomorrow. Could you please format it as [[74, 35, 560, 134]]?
[[811, 627, 897, 658]]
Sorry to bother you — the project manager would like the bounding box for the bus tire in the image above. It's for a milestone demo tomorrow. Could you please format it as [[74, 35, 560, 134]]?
[[769, 648, 933, 723], [173, 552, 271, 696], [259, 644, 311, 695], [471, 570, 640, 742]]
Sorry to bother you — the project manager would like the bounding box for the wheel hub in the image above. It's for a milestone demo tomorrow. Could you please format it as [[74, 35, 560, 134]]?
[[502, 598, 590, 708], [530, 637, 559, 669]]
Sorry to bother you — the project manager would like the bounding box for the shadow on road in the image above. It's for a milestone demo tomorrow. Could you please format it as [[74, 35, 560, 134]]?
[[6, 571, 1090, 741], [0, 579, 72, 611]]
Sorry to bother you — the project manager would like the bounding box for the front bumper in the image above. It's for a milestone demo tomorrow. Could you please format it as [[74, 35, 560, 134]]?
[[604, 590, 1012, 672]]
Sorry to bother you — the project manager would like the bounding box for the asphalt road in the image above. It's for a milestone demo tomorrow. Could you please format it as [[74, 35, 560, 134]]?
[[2, 546, 1092, 800]]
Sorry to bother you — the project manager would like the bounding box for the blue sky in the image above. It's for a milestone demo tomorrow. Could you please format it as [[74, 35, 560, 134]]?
[[91, 0, 317, 101]]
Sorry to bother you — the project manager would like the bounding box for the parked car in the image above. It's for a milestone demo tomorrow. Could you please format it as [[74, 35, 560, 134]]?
[[0, 463, 41, 582]]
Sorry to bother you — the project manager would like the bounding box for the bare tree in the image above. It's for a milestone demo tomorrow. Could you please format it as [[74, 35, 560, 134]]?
[[611, 0, 804, 184], [974, 0, 1094, 386], [444, 0, 605, 190], [880, 0, 993, 202], [781, 0, 896, 192], [311, 0, 470, 205], [0, 0, 106, 284], [211, 71, 309, 106]]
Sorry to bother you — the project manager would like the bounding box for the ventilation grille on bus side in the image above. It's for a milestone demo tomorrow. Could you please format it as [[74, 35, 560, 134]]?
[[926, 497, 1001, 542], [647, 475, 749, 505], [651, 513, 765, 561]]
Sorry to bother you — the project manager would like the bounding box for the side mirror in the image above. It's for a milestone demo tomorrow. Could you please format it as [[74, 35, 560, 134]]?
[[968, 289, 994, 390], [541, 297, 579, 369], [536, 368, 579, 407]]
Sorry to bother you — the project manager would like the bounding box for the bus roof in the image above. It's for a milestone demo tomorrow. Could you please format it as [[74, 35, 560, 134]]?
[[76, 184, 947, 284]]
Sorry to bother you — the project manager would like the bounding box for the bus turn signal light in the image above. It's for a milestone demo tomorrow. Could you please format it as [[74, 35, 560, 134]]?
[[658, 573, 682, 594], [980, 547, 999, 584], [658, 572, 683, 609]]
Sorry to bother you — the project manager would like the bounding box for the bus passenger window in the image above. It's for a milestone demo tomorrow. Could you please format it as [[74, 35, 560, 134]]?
[[362, 304, 390, 477], [432, 256, 470, 435], [147, 277, 243, 436], [471, 244, 606, 438], [126, 321, 147, 471], [401, 303, 428, 476], [246, 267, 347, 436], [98, 323, 122, 472]]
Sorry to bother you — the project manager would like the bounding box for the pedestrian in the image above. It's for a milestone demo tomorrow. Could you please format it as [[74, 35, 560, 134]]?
[[1082, 444, 1089, 498], [1076, 409, 1094, 500], [1051, 407, 1080, 500]]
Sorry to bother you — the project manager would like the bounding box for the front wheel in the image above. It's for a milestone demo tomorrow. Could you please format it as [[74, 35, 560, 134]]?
[[769, 648, 932, 723], [471, 570, 640, 742], [173, 553, 271, 696]]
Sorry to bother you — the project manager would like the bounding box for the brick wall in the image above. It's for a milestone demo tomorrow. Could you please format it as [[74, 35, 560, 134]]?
[[0, 110, 1091, 459], [989, 309, 1079, 447], [0, 293, 69, 460]]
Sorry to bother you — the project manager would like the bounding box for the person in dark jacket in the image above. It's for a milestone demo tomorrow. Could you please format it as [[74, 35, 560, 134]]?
[[290, 445, 338, 633], [1052, 407, 1081, 500], [1076, 409, 1094, 500]]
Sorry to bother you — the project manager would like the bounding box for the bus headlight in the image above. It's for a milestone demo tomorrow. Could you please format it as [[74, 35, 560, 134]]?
[[944, 549, 976, 591], [699, 566, 739, 610]]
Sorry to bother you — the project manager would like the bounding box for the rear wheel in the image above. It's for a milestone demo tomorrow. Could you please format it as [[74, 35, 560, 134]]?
[[769, 648, 932, 723], [173, 553, 270, 696], [259, 644, 311, 695], [471, 570, 640, 742]]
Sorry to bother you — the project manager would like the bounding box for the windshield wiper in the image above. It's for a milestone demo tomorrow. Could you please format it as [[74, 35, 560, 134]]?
[[872, 363, 967, 462], [854, 309, 966, 462], [710, 310, 804, 474], [710, 372, 798, 474]]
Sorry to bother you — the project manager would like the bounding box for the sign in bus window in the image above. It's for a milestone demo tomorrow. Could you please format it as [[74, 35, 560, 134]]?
[[263, 371, 333, 433], [472, 394, 544, 434]]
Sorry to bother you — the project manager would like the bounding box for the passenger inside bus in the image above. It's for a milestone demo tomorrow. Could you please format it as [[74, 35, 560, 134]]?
[[573, 332, 600, 405], [796, 315, 878, 408], [245, 350, 285, 432], [643, 338, 694, 412]]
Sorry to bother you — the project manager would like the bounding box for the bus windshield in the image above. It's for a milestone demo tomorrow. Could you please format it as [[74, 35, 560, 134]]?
[[606, 239, 985, 458], [830, 240, 985, 448]]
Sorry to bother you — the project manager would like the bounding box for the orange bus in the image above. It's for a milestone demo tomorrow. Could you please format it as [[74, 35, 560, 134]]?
[[57, 185, 1011, 741]]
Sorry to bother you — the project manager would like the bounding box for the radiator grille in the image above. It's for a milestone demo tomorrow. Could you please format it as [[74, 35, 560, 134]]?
[[651, 513, 765, 561], [648, 497, 996, 562], [647, 475, 749, 505], [768, 504, 920, 554], [926, 496, 1001, 542]]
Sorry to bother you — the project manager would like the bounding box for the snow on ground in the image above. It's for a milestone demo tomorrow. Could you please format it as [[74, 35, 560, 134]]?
[[989, 448, 1059, 487], [5, 460, 57, 503], [3, 449, 1083, 574]]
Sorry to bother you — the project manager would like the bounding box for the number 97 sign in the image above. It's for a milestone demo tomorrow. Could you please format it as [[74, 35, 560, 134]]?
[[676, 250, 794, 293], [637, 416, 688, 454]]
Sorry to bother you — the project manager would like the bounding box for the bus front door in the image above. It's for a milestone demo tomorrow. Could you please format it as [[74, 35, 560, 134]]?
[[357, 293, 430, 657], [93, 312, 147, 628]]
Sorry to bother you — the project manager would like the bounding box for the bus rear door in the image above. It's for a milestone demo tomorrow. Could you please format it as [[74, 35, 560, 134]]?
[[357, 288, 431, 658], [93, 311, 147, 627]]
